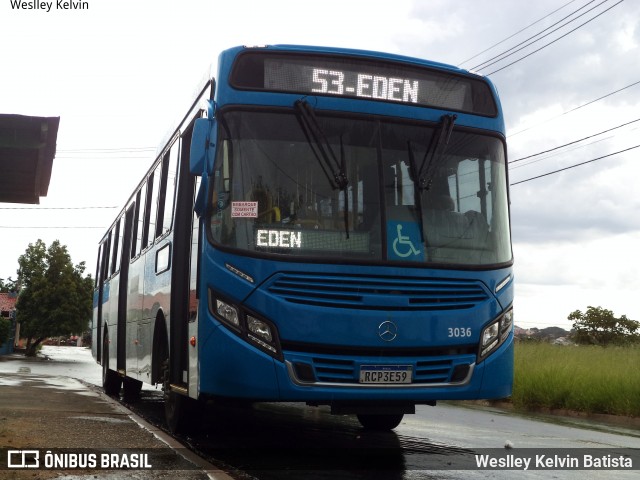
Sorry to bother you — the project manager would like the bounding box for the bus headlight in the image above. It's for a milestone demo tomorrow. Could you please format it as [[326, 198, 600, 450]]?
[[500, 309, 513, 342], [478, 307, 513, 362], [247, 315, 278, 355], [210, 291, 282, 360], [248, 316, 273, 343], [215, 299, 241, 330], [480, 322, 499, 357]]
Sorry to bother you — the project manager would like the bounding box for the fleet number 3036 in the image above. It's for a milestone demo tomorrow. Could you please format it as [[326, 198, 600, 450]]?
[[448, 327, 472, 338]]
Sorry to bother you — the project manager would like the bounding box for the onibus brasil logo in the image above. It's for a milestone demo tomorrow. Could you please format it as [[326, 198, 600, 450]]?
[[6, 449, 152, 469]]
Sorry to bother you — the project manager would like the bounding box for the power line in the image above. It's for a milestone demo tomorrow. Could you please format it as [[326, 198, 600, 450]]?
[[55, 147, 156, 161], [0, 226, 105, 229], [56, 155, 150, 162], [56, 147, 154, 153], [0, 206, 118, 210], [470, 0, 603, 71], [458, 0, 580, 67], [508, 79, 640, 138], [510, 144, 640, 186], [510, 134, 616, 171], [509, 117, 640, 163], [486, 0, 624, 76], [555, 79, 640, 116]]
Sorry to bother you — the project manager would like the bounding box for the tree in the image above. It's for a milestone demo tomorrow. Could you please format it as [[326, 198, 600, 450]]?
[[0, 276, 17, 293], [0, 277, 17, 346], [0, 317, 11, 345], [569, 306, 640, 346], [16, 239, 93, 356]]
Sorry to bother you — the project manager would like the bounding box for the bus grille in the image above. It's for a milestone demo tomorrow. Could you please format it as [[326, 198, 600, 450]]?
[[266, 273, 488, 311], [309, 356, 468, 385]]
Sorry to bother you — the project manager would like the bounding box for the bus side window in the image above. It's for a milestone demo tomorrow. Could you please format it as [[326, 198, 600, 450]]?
[[141, 178, 152, 250], [114, 215, 125, 273], [147, 162, 162, 245], [155, 155, 167, 236], [133, 185, 147, 258], [94, 244, 103, 288], [101, 231, 112, 282], [160, 140, 179, 236], [109, 219, 121, 276]]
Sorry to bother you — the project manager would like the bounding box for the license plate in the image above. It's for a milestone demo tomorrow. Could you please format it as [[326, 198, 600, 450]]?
[[359, 365, 412, 384]]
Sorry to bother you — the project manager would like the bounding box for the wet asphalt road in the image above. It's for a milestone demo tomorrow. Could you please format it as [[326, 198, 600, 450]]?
[[2, 346, 639, 479]]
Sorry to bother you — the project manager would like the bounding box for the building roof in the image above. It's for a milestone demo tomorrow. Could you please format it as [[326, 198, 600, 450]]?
[[0, 114, 59, 204], [0, 292, 17, 312]]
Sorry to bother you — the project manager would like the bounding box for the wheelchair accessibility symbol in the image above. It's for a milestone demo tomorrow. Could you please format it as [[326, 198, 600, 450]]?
[[387, 222, 424, 260]]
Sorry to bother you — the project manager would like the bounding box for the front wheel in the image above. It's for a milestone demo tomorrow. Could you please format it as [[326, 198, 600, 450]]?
[[159, 346, 203, 434], [164, 388, 192, 434], [357, 413, 404, 431], [163, 372, 204, 433]]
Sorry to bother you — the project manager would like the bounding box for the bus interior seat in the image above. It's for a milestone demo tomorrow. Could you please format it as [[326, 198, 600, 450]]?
[[251, 186, 281, 223]]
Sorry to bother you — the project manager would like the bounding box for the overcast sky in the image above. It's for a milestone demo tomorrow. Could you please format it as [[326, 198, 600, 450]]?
[[1, 0, 639, 330]]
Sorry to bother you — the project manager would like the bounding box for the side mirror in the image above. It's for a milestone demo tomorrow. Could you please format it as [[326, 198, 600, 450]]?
[[190, 118, 216, 175]]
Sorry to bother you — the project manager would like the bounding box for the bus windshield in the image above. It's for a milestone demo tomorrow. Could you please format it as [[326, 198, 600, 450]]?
[[209, 108, 511, 267]]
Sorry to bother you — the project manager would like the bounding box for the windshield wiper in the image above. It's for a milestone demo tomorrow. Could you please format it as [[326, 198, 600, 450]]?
[[407, 113, 457, 243], [294, 100, 350, 238], [415, 113, 457, 191], [294, 100, 349, 189]]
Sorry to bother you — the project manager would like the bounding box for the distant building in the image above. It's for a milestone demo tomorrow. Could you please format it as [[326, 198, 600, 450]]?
[[513, 324, 571, 343], [553, 337, 573, 346], [514, 326, 528, 336], [0, 292, 16, 316]]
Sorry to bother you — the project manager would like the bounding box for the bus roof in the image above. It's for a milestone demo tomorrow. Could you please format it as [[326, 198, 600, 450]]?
[[257, 44, 480, 78]]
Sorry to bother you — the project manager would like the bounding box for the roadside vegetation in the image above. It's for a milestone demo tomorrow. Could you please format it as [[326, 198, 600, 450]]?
[[512, 342, 640, 417], [15, 239, 93, 356], [0, 317, 11, 345], [506, 305, 640, 418]]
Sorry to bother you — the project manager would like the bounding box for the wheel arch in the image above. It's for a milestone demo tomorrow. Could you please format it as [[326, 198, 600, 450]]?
[[151, 310, 169, 385], [101, 326, 109, 365]]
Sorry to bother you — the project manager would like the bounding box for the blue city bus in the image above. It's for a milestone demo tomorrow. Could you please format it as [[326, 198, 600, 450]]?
[[92, 44, 514, 432]]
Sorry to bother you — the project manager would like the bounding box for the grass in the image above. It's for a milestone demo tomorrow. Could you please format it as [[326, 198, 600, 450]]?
[[512, 342, 640, 417]]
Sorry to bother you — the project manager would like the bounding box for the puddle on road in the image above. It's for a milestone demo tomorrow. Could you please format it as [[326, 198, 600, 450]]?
[[0, 372, 101, 398], [71, 415, 130, 424], [0, 377, 24, 386], [166, 401, 478, 477], [31, 375, 102, 397]]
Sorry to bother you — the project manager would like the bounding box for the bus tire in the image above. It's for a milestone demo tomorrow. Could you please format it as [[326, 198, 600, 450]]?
[[123, 376, 142, 402], [161, 358, 202, 433], [165, 388, 190, 434], [162, 363, 205, 433], [102, 331, 122, 396], [356, 413, 404, 431]]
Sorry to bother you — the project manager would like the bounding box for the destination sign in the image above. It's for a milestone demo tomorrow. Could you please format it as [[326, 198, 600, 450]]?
[[230, 51, 497, 116], [268, 63, 421, 104], [254, 228, 370, 253]]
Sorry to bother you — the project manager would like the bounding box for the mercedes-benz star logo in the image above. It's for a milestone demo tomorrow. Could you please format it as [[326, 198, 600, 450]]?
[[378, 320, 398, 342]]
